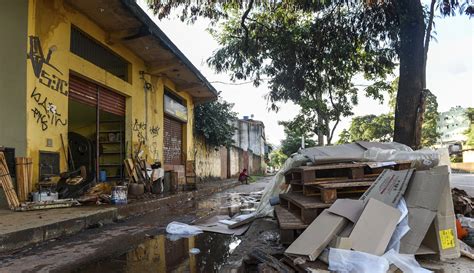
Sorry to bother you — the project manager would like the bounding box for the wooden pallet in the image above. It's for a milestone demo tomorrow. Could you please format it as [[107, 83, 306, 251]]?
[[274, 205, 307, 245], [291, 180, 372, 203], [279, 192, 330, 224], [285, 161, 411, 184]]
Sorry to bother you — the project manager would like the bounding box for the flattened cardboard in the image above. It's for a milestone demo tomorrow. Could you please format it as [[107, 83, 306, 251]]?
[[360, 169, 414, 207], [330, 236, 352, 250], [285, 199, 364, 261], [349, 198, 401, 255], [327, 199, 364, 223], [421, 167, 460, 260], [399, 166, 447, 254]]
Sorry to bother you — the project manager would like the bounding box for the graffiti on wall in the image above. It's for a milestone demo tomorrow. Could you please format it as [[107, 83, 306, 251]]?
[[149, 126, 160, 138], [27, 36, 68, 96], [30, 88, 67, 131], [133, 119, 147, 143]]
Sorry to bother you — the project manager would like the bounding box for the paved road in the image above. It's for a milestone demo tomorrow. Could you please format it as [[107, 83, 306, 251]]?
[[451, 173, 474, 196]]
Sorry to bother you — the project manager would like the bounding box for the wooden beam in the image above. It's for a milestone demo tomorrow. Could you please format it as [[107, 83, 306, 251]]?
[[179, 83, 204, 93]]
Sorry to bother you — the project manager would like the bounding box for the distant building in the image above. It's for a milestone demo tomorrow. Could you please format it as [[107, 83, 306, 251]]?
[[438, 106, 470, 145], [232, 116, 267, 157]]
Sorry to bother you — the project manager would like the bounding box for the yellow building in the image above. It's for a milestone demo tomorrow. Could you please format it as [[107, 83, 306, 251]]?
[[0, 0, 217, 206]]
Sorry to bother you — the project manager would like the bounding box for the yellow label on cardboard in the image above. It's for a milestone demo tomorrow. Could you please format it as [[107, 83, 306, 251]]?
[[439, 229, 456, 249]]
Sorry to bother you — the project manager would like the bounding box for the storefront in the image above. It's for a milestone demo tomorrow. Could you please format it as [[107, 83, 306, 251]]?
[[0, 0, 218, 206]]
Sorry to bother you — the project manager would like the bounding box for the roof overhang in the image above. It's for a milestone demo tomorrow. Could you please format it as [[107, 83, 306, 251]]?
[[65, 0, 218, 103]]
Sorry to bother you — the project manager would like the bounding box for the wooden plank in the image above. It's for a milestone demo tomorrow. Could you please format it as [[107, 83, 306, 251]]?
[[315, 181, 373, 189], [292, 177, 375, 186], [275, 205, 308, 230], [249, 249, 295, 273], [279, 192, 331, 209]]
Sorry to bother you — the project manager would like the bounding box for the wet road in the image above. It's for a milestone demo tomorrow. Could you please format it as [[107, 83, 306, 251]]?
[[0, 177, 272, 273], [451, 173, 474, 196]]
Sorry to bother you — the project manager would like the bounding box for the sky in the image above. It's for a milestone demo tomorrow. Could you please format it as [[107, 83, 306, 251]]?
[[139, 1, 474, 146]]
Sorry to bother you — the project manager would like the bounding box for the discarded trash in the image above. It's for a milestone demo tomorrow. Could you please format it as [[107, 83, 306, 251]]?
[[328, 248, 389, 273], [166, 221, 203, 236], [383, 249, 432, 273], [189, 248, 201, 255]]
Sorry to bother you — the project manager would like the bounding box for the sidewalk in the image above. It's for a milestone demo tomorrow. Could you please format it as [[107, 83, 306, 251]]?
[[0, 179, 240, 254]]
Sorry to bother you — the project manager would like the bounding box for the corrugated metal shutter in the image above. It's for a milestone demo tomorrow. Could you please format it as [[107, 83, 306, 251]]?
[[69, 75, 125, 116], [69, 75, 97, 107], [99, 87, 125, 116], [164, 116, 183, 165]]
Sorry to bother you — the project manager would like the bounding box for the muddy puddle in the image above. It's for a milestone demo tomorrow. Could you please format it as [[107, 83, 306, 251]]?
[[73, 191, 263, 273], [74, 232, 240, 273]]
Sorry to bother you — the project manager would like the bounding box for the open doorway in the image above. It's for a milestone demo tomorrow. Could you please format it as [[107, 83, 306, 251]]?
[[68, 75, 126, 183]]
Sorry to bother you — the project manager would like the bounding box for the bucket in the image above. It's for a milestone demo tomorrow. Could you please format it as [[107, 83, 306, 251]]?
[[269, 196, 280, 206], [111, 186, 127, 205], [99, 170, 107, 182]]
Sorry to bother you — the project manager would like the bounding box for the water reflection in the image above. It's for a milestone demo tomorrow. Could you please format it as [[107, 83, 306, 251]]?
[[75, 232, 240, 273]]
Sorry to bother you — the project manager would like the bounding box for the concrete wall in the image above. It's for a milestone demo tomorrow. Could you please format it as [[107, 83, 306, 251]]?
[[0, 0, 28, 156], [194, 136, 222, 179]]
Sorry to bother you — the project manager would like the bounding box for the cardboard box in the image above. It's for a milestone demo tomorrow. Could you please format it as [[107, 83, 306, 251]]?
[[420, 167, 460, 260], [284, 199, 364, 261], [349, 198, 401, 255], [399, 166, 448, 254], [360, 169, 414, 207]]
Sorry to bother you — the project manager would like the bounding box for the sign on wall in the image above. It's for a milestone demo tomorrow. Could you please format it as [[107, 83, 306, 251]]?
[[164, 94, 187, 122]]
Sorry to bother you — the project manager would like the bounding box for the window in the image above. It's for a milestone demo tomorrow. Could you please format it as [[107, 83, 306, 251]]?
[[70, 26, 130, 82]]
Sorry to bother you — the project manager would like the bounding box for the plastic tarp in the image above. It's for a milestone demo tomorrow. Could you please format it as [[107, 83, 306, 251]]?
[[254, 154, 309, 217], [328, 248, 389, 273]]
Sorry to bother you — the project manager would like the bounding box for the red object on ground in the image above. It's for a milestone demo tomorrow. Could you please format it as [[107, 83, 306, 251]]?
[[456, 219, 468, 240]]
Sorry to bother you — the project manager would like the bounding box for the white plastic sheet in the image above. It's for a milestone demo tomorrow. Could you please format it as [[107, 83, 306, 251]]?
[[328, 248, 389, 273], [386, 198, 410, 253], [363, 148, 440, 170], [383, 249, 433, 273], [166, 221, 203, 236]]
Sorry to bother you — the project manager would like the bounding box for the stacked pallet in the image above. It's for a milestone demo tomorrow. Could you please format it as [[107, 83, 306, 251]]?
[[275, 161, 411, 244]]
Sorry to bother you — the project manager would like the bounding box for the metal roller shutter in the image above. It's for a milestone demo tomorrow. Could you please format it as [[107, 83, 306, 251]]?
[[164, 116, 183, 165], [69, 75, 97, 107], [69, 75, 125, 116], [99, 87, 126, 116]]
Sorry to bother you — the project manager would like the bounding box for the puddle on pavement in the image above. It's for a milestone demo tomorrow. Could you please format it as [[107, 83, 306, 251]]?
[[73, 191, 264, 273], [74, 232, 241, 273]]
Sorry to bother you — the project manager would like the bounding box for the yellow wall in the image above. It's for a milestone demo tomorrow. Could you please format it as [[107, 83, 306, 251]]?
[[26, 0, 195, 184]]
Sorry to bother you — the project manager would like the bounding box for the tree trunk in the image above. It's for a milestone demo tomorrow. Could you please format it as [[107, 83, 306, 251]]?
[[393, 0, 426, 149]]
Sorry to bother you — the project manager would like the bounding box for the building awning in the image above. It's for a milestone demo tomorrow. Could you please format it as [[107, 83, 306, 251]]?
[[65, 0, 218, 104]]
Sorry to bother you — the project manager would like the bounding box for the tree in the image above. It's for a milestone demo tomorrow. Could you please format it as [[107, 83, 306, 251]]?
[[194, 97, 237, 147], [268, 149, 288, 169], [279, 120, 317, 156], [147, 0, 473, 148], [338, 89, 440, 147], [465, 107, 474, 147]]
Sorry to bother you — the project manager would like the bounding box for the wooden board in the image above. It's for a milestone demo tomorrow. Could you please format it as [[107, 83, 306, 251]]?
[[279, 192, 330, 224], [285, 161, 412, 184], [275, 205, 308, 230]]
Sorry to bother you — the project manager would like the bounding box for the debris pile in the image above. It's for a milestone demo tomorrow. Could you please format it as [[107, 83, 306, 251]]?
[[256, 142, 465, 272]]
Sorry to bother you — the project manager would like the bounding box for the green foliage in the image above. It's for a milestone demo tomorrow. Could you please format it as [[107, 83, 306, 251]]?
[[194, 98, 237, 147], [338, 82, 439, 147], [279, 120, 317, 157], [206, 5, 397, 145], [421, 91, 441, 147], [338, 114, 394, 143], [268, 149, 288, 169], [465, 108, 474, 147]]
